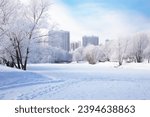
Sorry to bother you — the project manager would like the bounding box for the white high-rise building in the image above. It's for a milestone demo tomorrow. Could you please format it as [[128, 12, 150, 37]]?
[[48, 30, 70, 52], [82, 36, 99, 47]]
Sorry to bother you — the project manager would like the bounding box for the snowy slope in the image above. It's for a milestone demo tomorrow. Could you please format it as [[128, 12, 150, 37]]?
[[0, 65, 54, 90], [0, 63, 150, 100], [0, 65, 58, 99]]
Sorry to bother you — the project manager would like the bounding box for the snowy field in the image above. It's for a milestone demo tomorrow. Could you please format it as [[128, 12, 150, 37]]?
[[0, 62, 150, 100]]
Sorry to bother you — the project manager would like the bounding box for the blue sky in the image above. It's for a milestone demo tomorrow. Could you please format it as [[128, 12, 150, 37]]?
[[61, 0, 150, 16], [50, 0, 150, 42]]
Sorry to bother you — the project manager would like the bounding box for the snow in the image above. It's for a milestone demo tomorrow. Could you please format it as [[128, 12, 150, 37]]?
[[0, 62, 150, 100]]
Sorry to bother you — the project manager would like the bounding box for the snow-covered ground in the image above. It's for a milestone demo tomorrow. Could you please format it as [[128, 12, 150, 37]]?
[[0, 62, 150, 100]]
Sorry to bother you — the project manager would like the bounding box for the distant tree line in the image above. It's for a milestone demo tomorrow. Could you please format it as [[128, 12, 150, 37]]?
[[1, 0, 150, 70], [72, 33, 150, 66]]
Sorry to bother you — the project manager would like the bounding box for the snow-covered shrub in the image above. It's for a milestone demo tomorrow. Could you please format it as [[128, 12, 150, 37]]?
[[83, 45, 100, 64], [54, 48, 72, 63], [72, 47, 84, 62], [29, 44, 72, 63]]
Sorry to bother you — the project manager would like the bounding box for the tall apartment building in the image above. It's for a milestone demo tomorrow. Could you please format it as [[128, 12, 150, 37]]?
[[70, 41, 81, 51], [48, 30, 70, 52], [82, 36, 99, 47]]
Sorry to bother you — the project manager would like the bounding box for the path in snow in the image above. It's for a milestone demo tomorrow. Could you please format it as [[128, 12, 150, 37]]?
[[0, 63, 150, 99]]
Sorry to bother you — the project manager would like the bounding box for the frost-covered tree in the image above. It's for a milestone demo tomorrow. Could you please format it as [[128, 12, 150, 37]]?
[[29, 43, 72, 63], [117, 38, 129, 66], [106, 37, 130, 66], [144, 46, 150, 63], [103, 40, 112, 61], [143, 37, 150, 63], [131, 33, 149, 63], [97, 45, 106, 62], [0, 0, 20, 67], [0, 0, 51, 70]]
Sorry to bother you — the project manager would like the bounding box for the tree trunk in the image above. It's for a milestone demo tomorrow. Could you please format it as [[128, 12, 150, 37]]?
[[148, 58, 150, 63], [23, 47, 29, 70], [16, 50, 21, 69]]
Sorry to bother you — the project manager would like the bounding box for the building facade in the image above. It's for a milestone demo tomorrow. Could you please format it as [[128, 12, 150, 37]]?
[[82, 36, 99, 47], [70, 41, 81, 51], [48, 30, 70, 52]]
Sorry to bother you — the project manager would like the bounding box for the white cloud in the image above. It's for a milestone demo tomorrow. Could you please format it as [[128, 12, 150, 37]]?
[[74, 3, 150, 41], [21, 0, 150, 43], [48, 1, 88, 42]]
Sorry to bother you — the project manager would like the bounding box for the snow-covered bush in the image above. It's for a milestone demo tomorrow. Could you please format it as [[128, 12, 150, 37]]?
[[54, 48, 72, 63], [72, 47, 84, 62], [29, 44, 72, 63], [83, 45, 100, 64]]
